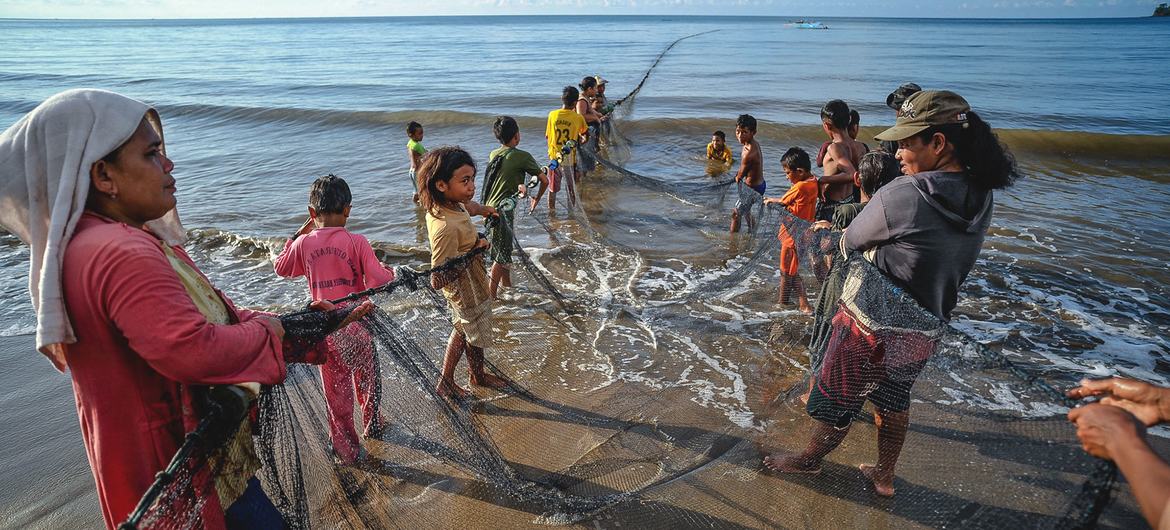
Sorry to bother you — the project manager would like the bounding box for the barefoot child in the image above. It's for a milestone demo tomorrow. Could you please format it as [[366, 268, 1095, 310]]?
[[763, 147, 818, 312], [730, 114, 765, 233], [545, 86, 588, 212], [406, 121, 426, 203], [418, 146, 509, 398], [483, 116, 548, 299], [274, 174, 396, 464]]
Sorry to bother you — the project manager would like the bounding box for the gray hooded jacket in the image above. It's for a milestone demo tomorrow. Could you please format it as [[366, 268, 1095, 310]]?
[[844, 171, 993, 321]]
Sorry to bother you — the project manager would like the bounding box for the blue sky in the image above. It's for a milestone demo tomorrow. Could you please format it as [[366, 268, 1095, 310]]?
[[0, 0, 1158, 19]]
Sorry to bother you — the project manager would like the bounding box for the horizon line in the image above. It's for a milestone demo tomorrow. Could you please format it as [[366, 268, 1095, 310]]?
[[0, 13, 1156, 22]]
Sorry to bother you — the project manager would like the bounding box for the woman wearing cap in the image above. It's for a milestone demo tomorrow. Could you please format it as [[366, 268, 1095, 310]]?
[[765, 90, 1019, 497], [0, 90, 349, 528]]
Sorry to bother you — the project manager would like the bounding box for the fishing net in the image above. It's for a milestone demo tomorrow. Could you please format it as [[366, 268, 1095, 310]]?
[[120, 146, 1145, 528], [114, 32, 1147, 530]]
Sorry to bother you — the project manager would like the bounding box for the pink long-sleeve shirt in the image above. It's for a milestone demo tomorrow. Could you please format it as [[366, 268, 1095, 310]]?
[[61, 212, 287, 529], [273, 226, 396, 300]]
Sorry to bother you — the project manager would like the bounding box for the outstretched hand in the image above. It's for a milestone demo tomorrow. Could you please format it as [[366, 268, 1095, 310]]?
[[1067, 377, 1170, 426], [1068, 402, 1146, 461]]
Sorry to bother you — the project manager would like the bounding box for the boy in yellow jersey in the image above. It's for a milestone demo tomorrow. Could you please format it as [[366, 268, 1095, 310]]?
[[545, 85, 588, 211]]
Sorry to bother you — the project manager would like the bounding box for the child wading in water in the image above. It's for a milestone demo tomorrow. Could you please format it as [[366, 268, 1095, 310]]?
[[274, 174, 396, 464], [406, 121, 426, 203], [730, 114, 765, 233], [764, 147, 818, 312], [418, 146, 509, 398]]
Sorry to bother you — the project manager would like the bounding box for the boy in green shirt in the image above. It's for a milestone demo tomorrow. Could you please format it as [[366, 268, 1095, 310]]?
[[406, 121, 425, 203], [483, 116, 548, 299]]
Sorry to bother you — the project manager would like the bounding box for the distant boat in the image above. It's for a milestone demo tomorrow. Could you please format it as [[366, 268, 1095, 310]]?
[[785, 20, 830, 29]]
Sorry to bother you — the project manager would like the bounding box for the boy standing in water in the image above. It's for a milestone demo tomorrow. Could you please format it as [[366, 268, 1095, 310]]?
[[274, 175, 396, 464], [406, 121, 426, 203], [764, 148, 819, 312], [730, 114, 765, 233], [545, 86, 588, 211], [817, 100, 867, 222], [484, 116, 548, 299]]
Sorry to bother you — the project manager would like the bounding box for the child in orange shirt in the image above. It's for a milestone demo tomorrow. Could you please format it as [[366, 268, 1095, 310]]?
[[764, 147, 818, 312]]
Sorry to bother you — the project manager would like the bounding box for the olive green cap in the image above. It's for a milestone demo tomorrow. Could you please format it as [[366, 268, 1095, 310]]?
[[874, 90, 971, 142]]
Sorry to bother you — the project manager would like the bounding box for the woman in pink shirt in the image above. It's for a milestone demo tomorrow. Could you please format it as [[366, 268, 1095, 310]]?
[[274, 174, 396, 464], [0, 90, 350, 529]]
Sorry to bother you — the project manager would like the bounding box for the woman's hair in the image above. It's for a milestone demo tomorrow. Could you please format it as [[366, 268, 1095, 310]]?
[[309, 174, 351, 214], [579, 76, 597, 92], [857, 151, 899, 197], [417, 146, 476, 214], [493, 116, 519, 145], [821, 99, 851, 131], [912, 110, 1019, 190]]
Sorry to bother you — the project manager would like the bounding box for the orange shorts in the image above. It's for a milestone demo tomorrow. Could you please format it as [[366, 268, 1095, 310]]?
[[779, 232, 799, 277]]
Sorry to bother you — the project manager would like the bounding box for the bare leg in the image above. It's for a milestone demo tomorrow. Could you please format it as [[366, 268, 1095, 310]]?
[[795, 276, 813, 314], [466, 345, 509, 389], [730, 209, 741, 233], [764, 419, 849, 473], [548, 191, 557, 214], [800, 377, 814, 405], [435, 329, 470, 399], [860, 409, 909, 497], [778, 273, 793, 305], [489, 262, 506, 299]]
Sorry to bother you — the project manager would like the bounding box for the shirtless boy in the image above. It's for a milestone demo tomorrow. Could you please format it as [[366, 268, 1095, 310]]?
[[817, 100, 868, 222], [730, 114, 765, 233]]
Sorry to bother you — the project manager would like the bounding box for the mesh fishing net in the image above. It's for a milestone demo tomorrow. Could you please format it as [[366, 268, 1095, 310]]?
[[117, 34, 1146, 530], [119, 122, 1147, 529]]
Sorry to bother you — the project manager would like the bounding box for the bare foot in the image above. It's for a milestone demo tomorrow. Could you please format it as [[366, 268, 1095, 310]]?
[[798, 302, 813, 315], [435, 379, 470, 400], [859, 464, 895, 497], [763, 452, 821, 474], [799, 391, 811, 405], [469, 372, 510, 390]]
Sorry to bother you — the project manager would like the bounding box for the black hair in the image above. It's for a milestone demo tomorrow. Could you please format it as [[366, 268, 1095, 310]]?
[[821, 99, 850, 131], [735, 114, 756, 133], [910, 110, 1019, 190], [849, 109, 860, 128], [579, 76, 597, 92], [407, 121, 423, 135], [417, 146, 476, 214], [857, 151, 899, 197], [712, 130, 726, 141], [561, 86, 579, 107], [493, 116, 519, 145], [780, 147, 811, 172], [309, 174, 351, 214]]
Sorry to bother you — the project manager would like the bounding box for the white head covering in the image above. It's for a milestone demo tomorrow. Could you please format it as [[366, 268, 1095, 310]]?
[[0, 89, 186, 371]]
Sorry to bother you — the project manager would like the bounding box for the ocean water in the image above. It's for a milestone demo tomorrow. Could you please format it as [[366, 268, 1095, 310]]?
[[1, 13, 1168, 407], [0, 15, 1168, 525]]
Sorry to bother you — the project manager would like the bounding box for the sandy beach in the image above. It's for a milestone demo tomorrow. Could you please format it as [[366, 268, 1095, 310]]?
[[1, 327, 1155, 529]]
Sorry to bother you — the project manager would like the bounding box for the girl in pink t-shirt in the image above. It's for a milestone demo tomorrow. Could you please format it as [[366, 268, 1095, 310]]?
[[274, 175, 395, 464]]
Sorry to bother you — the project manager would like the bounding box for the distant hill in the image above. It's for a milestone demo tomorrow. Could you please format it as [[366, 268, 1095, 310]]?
[[1156, 3, 1170, 16]]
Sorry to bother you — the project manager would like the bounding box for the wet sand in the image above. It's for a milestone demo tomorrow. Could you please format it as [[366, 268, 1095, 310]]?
[[0, 334, 101, 529], [0, 329, 1154, 529]]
